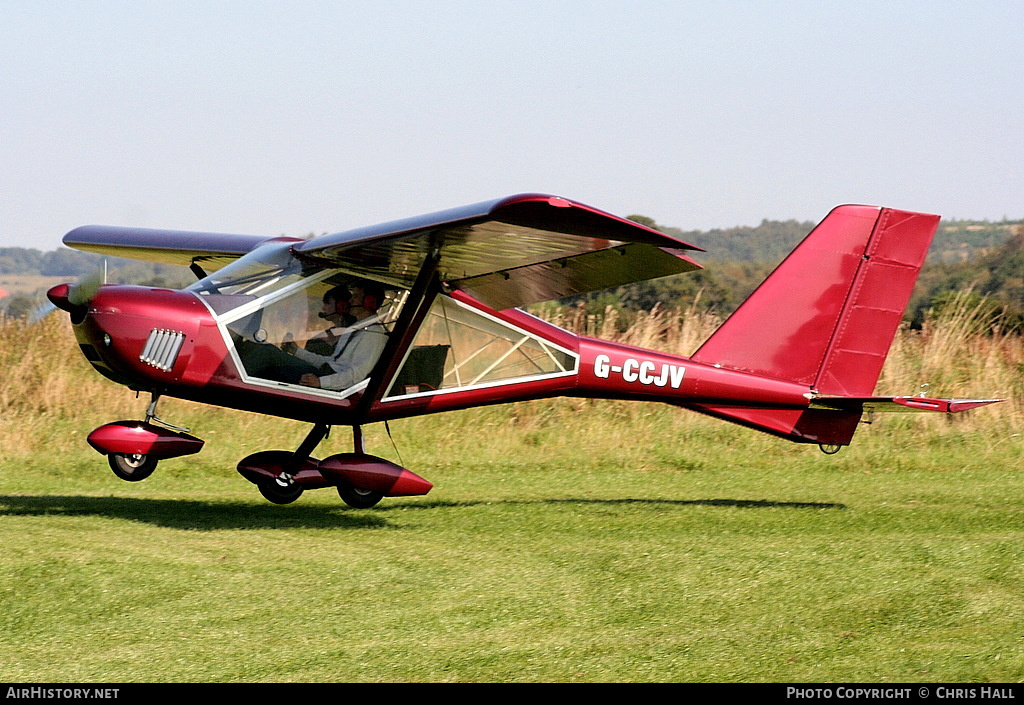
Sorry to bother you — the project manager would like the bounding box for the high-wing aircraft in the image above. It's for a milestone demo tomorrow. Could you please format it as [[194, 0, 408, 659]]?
[[47, 194, 999, 507]]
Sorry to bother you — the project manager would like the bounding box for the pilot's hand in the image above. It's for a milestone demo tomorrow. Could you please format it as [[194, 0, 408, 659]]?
[[299, 373, 321, 388], [281, 333, 297, 355]]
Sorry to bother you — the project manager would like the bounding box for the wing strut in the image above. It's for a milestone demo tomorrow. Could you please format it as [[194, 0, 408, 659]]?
[[355, 234, 445, 417]]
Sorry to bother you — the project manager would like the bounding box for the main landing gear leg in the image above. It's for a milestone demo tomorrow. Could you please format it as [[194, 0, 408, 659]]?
[[275, 422, 331, 488], [240, 424, 432, 507], [253, 423, 330, 504], [335, 425, 385, 509]]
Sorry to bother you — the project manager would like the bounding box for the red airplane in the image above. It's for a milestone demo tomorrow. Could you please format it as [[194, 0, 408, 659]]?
[[47, 194, 998, 507]]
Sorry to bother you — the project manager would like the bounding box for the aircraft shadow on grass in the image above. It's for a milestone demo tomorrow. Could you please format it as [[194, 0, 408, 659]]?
[[0, 494, 846, 531]]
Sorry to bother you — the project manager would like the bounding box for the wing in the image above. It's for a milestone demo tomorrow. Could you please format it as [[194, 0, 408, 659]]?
[[294, 194, 703, 310], [63, 225, 300, 273]]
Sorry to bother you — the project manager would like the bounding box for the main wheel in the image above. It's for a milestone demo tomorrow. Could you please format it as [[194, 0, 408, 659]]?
[[337, 484, 384, 509], [257, 479, 305, 505], [108, 453, 158, 482]]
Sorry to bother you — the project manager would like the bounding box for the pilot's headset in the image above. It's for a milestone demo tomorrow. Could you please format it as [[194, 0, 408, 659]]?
[[321, 286, 352, 321], [355, 281, 386, 313]]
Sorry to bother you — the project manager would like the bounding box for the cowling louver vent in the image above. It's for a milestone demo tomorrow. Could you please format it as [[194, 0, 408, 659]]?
[[140, 329, 186, 372]]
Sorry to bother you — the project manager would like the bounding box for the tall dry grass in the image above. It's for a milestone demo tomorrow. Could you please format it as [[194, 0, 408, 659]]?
[[0, 315, 139, 459], [880, 290, 1021, 399], [876, 290, 1023, 437], [2, 294, 1021, 461], [545, 298, 722, 354], [544, 294, 1023, 437]]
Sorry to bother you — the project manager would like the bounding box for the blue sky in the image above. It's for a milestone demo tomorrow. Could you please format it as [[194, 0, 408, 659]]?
[[2, 0, 1022, 251]]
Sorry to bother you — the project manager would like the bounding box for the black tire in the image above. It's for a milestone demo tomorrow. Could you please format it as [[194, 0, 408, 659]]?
[[108, 453, 158, 482], [337, 484, 384, 509], [257, 479, 304, 505]]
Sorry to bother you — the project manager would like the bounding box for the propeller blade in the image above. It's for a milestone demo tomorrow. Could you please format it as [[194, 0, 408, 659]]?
[[67, 267, 104, 307], [28, 300, 58, 324], [39, 265, 106, 322]]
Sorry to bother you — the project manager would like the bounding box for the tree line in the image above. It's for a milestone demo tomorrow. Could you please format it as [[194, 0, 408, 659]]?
[[568, 215, 1024, 332], [3, 216, 1022, 330]]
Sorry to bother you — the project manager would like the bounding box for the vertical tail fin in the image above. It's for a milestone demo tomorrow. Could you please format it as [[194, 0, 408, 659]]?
[[691, 205, 940, 397]]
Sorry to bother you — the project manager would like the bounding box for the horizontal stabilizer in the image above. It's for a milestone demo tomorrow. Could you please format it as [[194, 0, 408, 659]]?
[[810, 396, 1003, 413], [683, 395, 1001, 447]]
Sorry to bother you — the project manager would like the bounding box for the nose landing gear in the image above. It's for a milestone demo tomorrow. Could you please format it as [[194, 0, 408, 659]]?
[[87, 395, 204, 482]]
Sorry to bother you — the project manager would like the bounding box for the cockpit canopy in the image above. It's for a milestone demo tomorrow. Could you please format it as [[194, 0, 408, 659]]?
[[186, 241, 577, 401], [188, 242, 403, 393]]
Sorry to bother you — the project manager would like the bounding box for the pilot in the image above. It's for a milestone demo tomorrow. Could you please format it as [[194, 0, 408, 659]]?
[[291, 280, 389, 390], [284, 285, 353, 356]]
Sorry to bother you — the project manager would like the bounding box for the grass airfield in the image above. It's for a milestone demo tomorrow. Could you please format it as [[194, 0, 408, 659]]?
[[2, 400, 1023, 683]]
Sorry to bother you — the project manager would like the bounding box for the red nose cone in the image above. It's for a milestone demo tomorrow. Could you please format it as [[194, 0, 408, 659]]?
[[46, 283, 74, 312]]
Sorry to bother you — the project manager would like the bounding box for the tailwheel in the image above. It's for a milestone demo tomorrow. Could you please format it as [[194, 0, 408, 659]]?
[[337, 484, 384, 509], [257, 479, 305, 505], [108, 453, 158, 482]]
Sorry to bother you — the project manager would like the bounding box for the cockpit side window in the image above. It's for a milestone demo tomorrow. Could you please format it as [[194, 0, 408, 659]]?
[[384, 294, 577, 399], [202, 266, 405, 396]]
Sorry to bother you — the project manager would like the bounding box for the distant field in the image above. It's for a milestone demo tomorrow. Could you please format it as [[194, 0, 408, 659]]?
[[0, 274, 68, 297]]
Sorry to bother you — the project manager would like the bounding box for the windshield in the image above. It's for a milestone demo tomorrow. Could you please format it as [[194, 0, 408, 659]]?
[[186, 241, 317, 315]]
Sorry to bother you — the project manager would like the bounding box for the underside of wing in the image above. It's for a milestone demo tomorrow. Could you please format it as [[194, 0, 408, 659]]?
[[294, 194, 703, 309], [63, 225, 298, 273]]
